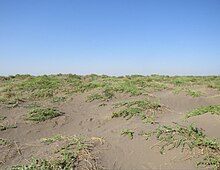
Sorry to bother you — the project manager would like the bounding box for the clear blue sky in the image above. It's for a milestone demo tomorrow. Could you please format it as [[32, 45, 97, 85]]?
[[0, 0, 220, 76]]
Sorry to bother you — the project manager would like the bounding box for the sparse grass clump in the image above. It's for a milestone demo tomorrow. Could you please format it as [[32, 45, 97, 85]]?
[[140, 114, 157, 124], [173, 87, 202, 97], [186, 105, 220, 118], [26, 107, 64, 122], [0, 123, 17, 131], [114, 100, 161, 110], [86, 89, 114, 102], [102, 87, 115, 99], [112, 99, 161, 123], [197, 154, 220, 170], [10, 135, 103, 170], [121, 129, 135, 139], [51, 96, 66, 103], [86, 93, 104, 102], [113, 107, 143, 120], [40, 135, 65, 145], [10, 158, 56, 170], [186, 88, 202, 97], [143, 124, 220, 170]]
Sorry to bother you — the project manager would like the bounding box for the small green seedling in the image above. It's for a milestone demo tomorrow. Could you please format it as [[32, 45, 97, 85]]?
[[121, 129, 135, 139], [0, 138, 8, 145]]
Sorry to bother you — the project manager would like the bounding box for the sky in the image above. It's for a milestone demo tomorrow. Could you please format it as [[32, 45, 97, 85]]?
[[0, 0, 220, 76]]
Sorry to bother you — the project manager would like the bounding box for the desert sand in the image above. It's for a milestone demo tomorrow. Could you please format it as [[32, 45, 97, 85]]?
[[0, 75, 219, 170]]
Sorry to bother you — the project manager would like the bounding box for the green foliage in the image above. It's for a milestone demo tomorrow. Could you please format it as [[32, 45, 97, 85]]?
[[173, 88, 202, 97], [114, 81, 141, 96], [114, 100, 161, 110], [186, 88, 202, 97], [51, 96, 66, 103], [112, 99, 161, 122], [26, 107, 64, 122], [173, 87, 185, 94], [0, 74, 99, 106], [140, 114, 156, 124], [113, 107, 143, 120], [0, 138, 8, 145], [143, 124, 220, 170], [197, 154, 220, 170], [1, 75, 220, 106], [86, 88, 115, 102], [16, 76, 61, 100], [121, 129, 135, 139], [10, 135, 102, 170], [86, 93, 103, 102], [10, 158, 55, 170], [172, 78, 188, 86], [141, 81, 168, 91], [102, 87, 115, 100], [0, 123, 17, 131], [186, 105, 220, 118], [19, 76, 59, 92]]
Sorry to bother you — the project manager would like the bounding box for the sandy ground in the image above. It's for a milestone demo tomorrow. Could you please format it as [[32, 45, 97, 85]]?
[[0, 87, 220, 170]]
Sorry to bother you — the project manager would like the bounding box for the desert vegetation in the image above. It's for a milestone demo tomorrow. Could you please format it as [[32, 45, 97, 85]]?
[[10, 135, 104, 170], [0, 74, 220, 169], [142, 123, 220, 170]]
